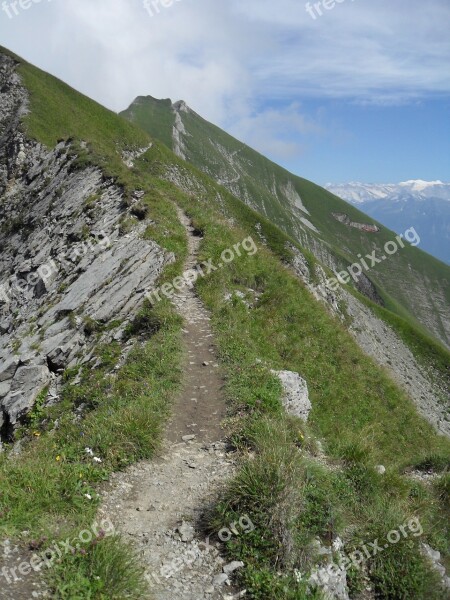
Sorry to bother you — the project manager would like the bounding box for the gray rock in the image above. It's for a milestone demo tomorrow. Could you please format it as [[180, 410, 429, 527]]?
[[0, 54, 171, 436], [177, 522, 195, 543], [2, 364, 50, 424], [223, 561, 244, 575], [271, 369, 311, 421], [213, 573, 229, 587], [422, 543, 450, 590], [0, 356, 20, 382], [0, 381, 11, 399], [309, 564, 349, 600], [0, 317, 12, 334]]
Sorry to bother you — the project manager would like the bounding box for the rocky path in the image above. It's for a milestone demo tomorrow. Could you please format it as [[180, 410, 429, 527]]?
[[99, 210, 241, 599]]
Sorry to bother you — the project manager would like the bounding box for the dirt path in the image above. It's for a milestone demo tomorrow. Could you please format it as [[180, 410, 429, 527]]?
[[168, 210, 226, 444], [99, 210, 240, 599], [0, 211, 238, 600]]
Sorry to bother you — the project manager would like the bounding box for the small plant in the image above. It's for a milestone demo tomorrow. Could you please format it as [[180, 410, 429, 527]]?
[[27, 386, 49, 430], [118, 216, 135, 235], [130, 202, 149, 220], [11, 338, 22, 353], [48, 534, 148, 599], [82, 193, 101, 213], [68, 312, 77, 328], [124, 303, 162, 339], [411, 454, 450, 473], [83, 317, 102, 337], [81, 224, 90, 240], [57, 282, 69, 294]]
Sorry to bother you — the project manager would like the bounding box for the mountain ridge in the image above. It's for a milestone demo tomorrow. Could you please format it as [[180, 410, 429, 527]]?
[[121, 95, 450, 347], [325, 180, 450, 203]]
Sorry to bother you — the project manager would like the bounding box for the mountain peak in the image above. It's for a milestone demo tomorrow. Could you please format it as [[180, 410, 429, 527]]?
[[172, 99, 190, 113], [399, 179, 444, 191]]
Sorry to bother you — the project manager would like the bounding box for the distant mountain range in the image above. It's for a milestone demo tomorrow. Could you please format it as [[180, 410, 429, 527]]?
[[325, 181, 450, 264]]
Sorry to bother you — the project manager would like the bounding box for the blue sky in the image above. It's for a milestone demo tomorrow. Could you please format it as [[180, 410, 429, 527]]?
[[1, 0, 449, 185], [274, 98, 450, 184]]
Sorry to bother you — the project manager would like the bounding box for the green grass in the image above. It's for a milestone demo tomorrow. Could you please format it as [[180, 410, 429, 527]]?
[[176, 194, 448, 462], [1, 45, 449, 599], [120, 96, 175, 150], [47, 535, 148, 600], [1, 303, 182, 569], [209, 418, 444, 599], [18, 62, 150, 172], [170, 191, 450, 599], [0, 302, 183, 595], [122, 93, 450, 350]]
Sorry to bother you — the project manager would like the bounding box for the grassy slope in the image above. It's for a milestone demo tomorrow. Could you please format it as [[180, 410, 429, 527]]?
[[142, 146, 450, 597], [120, 96, 175, 150], [123, 96, 450, 348], [166, 172, 450, 599], [0, 48, 449, 598]]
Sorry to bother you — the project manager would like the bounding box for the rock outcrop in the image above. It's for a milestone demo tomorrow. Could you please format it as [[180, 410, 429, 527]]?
[[332, 212, 380, 233], [0, 54, 171, 441]]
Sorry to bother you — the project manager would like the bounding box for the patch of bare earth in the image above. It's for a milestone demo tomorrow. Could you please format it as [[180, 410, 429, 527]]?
[[0, 541, 49, 599]]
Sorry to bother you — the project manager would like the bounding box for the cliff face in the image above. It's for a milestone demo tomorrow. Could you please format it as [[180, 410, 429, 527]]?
[[0, 55, 170, 440]]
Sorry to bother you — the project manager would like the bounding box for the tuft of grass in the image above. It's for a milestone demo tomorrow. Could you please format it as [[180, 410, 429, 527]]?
[[48, 534, 148, 599], [123, 301, 162, 340], [367, 525, 443, 600]]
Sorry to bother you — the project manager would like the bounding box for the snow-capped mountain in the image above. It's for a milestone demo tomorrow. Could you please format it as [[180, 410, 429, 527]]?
[[325, 180, 450, 203], [325, 181, 450, 264]]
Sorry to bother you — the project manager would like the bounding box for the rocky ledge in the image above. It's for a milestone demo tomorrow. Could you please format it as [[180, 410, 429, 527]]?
[[0, 54, 171, 442]]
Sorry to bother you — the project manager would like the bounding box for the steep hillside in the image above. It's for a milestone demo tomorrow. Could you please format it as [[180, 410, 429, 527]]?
[[122, 97, 450, 348], [0, 47, 449, 600]]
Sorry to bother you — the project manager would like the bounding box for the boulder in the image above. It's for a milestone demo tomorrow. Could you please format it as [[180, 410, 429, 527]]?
[[0, 355, 20, 382], [177, 521, 195, 543], [2, 364, 51, 424], [0, 381, 11, 399], [271, 369, 311, 421], [309, 565, 349, 600]]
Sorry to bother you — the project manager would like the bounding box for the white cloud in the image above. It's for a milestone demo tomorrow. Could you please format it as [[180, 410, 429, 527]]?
[[1, 0, 449, 160], [228, 103, 322, 160]]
